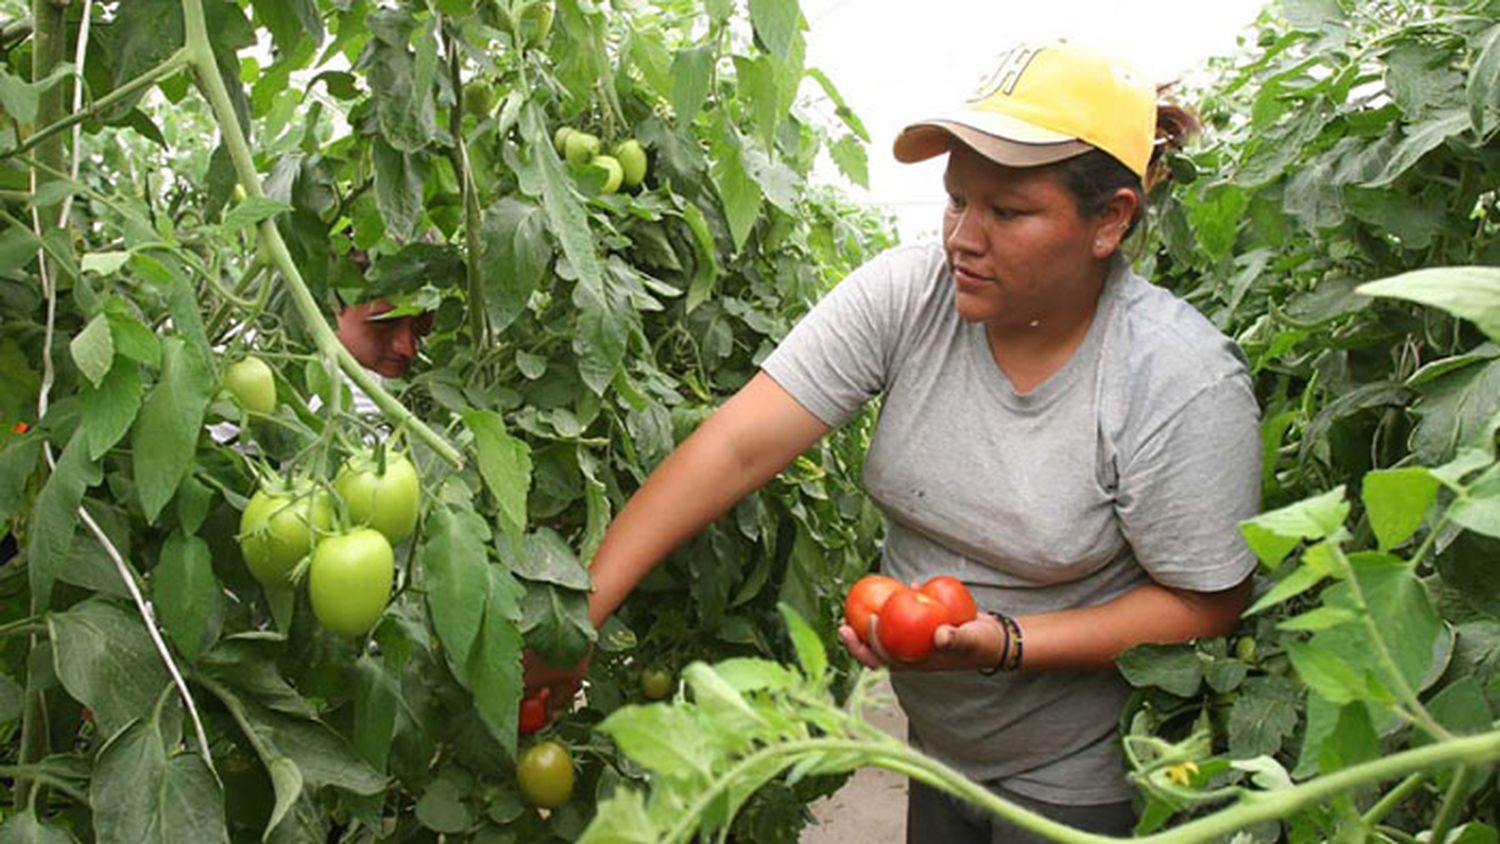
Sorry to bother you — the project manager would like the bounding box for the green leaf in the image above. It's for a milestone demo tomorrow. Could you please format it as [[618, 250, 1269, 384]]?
[[366, 9, 437, 153], [518, 583, 595, 675], [0, 64, 74, 125], [522, 102, 607, 309], [1426, 676, 1493, 739], [0, 434, 41, 529], [748, 0, 799, 58], [573, 282, 629, 396], [710, 126, 763, 253], [105, 301, 161, 366], [509, 528, 590, 589], [245, 702, 387, 796], [828, 135, 869, 188], [80, 358, 143, 461], [1227, 675, 1300, 759], [712, 658, 796, 693], [415, 778, 470, 834], [152, 532, 222, 661], [462, 409, 532, 554], [1316, 703, 1379, 774], [1116, 643, 1202, 697], [1364, 109, 1473, 187], [1358, 266, 1500, 344], [1410, 358, 1500, 465], [777, 602, 826, 683], [681, 662, 767, 739], [1247, 541, 1343, 615], [465, 566, 526, 757], [1469, 23, 1500, 135], [0, 674, 22, 723], [250, 0, 323, 57], [132, 337, 215, 522], [372, 138, 427, 243], [681, 202, 720, 313], [1186, 184, 1249, 262], [1361, 467, 1440, 550], [670, 46, 714, 126], [220, 196, 294, 232], [0, 810, 82, 843], [1352, 554, 1444, 691], [70, 314, 114, 388], [805, 68, 869, 141], [422, 506, 492, 682], [28, 432, 102, 610], [628, 33, 673, 100], [352, 655, 399, 772], [91, 720, 228, 844], [597, 704, 713, 782], [733, 55, 781, 147], [49, 599, 170, 739], [579, 789, 657, 844], [1242, 486, 1349, 543], [479, 197, 552, 334], [1278, 605, 1359, 632]]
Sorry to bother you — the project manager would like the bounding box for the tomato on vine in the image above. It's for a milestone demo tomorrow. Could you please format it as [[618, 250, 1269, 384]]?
[[334, 449, 422, 545], [238, 484, 333, 589], [519, 689, 550, 735], [517, 740, 574, 809], [640, 666, 675, 701], [308, 528, 395, 637], [223, 356, 276, 415]]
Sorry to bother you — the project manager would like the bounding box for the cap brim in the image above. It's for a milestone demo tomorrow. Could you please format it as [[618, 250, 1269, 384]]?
[[893, 120, 1093, 168]]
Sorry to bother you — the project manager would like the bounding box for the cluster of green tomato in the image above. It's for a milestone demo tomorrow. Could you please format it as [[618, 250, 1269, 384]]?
[[223, 357, 419, 639], [552, 127, 648, 195]]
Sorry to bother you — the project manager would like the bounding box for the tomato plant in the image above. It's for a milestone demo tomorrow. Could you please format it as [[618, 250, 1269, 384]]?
[[222, 356, 276, 415], [517, 740, 575, 809], [843, 574, 904, 643], [919, 575, 976, 627], [613, 139, 648, 189], [238, 484, 334, 589], [876, 589, 947, 663], [307, 528, 395, 638], [333, 449, 422, 545]]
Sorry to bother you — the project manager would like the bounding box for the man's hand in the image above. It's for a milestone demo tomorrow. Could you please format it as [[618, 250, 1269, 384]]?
[[522, 649, 590, 721]]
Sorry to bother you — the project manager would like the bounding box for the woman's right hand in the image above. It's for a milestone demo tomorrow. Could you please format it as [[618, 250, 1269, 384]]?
[[523, 648, 590, 722]]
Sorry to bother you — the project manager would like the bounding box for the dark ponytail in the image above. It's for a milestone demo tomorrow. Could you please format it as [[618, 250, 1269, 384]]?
[[1054, 90, 1201, 238]]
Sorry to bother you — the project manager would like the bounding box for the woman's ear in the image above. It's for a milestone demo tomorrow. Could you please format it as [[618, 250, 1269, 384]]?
[[1091, 187, 1139, 258]]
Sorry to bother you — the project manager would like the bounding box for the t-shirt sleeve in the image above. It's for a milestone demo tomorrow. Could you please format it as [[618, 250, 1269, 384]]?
[[760, 248, 915, 427], [1116, 374, 1262, 591]]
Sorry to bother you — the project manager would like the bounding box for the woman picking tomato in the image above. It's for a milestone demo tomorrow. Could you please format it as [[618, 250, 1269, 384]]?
[[526, 41, 1259, 841]]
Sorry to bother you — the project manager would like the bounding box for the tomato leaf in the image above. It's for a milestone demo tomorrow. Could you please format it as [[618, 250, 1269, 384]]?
[[220, 196, 294, 233], [152, 531, 222, 661], [579, 789, 657, 844], [461, 409, 531, 556], [465, 566, 526, 757], [669, 46, 713, 126], [69, 313, 114, 389], [80, 358, 143, 461], [478, 197, 552, 335], [365, 9, 437, 153], [518, 582, 594, 668], [776, 602, 826, 684], [1117, 643, 1203, 698], [421, 505, 492, 679], [709, 123, 763, 254], [0, 810, 80, 843], [48, 599, 170, 740], [1361, 467, 1440, 550], [28, 432, 102, 610], [91, 719, 228, 844], [747, 0, 799, 59], [508, 528, 590, 590], [597, 703, 714, 783], [131, 337, 215, 523], [372, 138, 427, 243], [1357, 267, 1500, 344], [352, 655, 400, 772]]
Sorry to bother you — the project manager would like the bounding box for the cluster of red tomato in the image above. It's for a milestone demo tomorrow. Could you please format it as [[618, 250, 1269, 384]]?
[[844, 574, 978, 662]]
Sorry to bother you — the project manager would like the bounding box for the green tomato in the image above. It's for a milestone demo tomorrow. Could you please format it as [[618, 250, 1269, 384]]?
[[223, 356, 276, 415], [519, 0, 554, 45], [1234, 636, 1257, 663], [238, 485, 333, 589], [590, 154, 624, 194], [563, 131, 600, 166], [334, 450, 421, 545], [463, 79, 497, 117], [553, 125, 577, 154], [517, 740, 574, 809], [308, 528, 394, 637], [613, 139, 648, 188], [640, 667, 674, 701]]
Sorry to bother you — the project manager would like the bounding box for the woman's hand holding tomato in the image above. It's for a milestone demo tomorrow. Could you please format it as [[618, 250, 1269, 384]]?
[[838, 574, 1004, 672]]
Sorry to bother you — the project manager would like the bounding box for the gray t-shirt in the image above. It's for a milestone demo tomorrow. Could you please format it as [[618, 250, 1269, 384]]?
[[761, 241, 1260, 804]]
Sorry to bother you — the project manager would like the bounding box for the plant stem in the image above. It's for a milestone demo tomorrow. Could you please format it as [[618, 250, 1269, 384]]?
[[1362, 772, 1424, 826], [0, 765, 89, 804], [178, 0, 463, 468], [1427, 765, 1475, 844]]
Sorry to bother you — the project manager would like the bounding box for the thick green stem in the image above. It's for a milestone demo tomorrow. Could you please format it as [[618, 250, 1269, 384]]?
[[0, 765, 88, 804], [6, 48, 190, 162], [1427, 766, 1475, 844], [1362, 772, 1424, 826], [178, 0, 462, 467]]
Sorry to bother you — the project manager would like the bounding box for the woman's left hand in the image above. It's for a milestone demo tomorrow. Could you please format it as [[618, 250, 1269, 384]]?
[[838, 612, 1008, 672]]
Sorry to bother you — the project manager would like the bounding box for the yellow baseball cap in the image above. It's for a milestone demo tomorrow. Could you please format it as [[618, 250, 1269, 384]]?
[[893, 42, 1158, 179]]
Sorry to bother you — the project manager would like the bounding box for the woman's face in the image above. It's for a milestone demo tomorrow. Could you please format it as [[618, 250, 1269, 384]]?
[[941, 145, 1128, 328]]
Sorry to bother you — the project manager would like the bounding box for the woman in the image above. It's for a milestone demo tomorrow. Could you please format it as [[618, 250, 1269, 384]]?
[[527, 41, 1261, 841]]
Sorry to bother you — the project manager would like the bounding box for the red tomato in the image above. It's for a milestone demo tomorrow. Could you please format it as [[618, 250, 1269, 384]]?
[[519, 690, 549, 736], [844, 575, 905, 643], [920, 575, 977, 626], [877, 589, 948, 662], [11, 422, 28, 434]]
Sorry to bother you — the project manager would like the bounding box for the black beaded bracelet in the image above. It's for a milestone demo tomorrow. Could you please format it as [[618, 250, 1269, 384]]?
[[979, 611, 1014, 676]]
